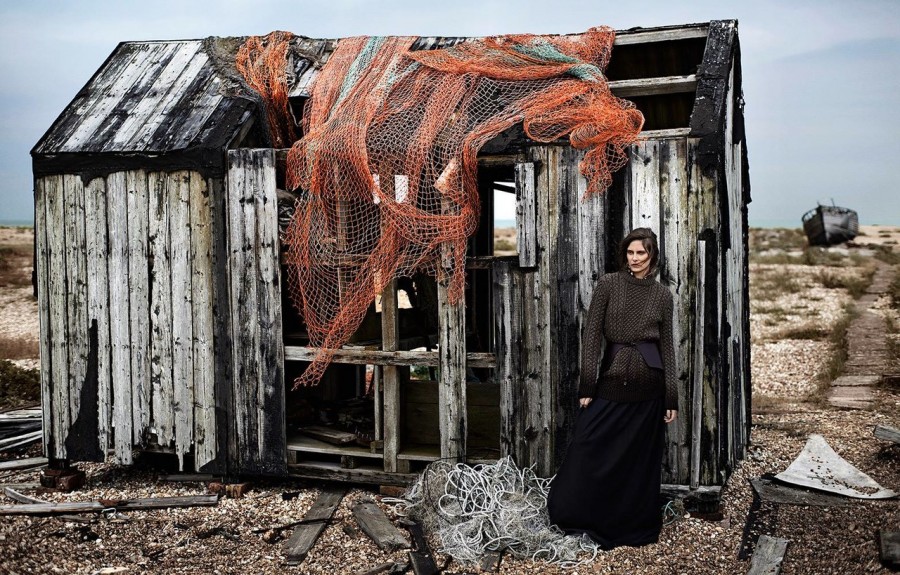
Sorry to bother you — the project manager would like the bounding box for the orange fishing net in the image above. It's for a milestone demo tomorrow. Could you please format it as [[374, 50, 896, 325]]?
[[237, 28, 643, 387]]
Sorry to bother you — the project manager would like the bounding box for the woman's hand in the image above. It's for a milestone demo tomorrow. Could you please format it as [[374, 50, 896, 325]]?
[[664, 410, 677, 423], [579, 397, 593, 408]]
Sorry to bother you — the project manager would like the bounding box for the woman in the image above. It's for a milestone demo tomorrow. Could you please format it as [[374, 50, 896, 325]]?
[[548, 227, 678, 549]]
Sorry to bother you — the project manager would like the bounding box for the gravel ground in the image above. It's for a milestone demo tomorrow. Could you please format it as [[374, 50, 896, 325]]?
[[2, 228, 900, 574]]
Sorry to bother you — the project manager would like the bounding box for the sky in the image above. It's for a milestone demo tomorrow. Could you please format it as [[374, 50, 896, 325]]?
[[0, 0, 898, 227]]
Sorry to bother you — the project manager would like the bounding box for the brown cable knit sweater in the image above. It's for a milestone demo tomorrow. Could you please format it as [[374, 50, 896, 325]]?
[[578, 270, 678, 410]]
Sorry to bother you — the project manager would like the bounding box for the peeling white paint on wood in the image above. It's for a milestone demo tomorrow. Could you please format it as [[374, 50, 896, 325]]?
[[149, 172, 175, 447], [106, 172, 133, 464], [170, 171, 195, 470], [63, 175, 88, 450], [35, 179, 53, 454], [126, 171, 151, 444], [84, 176, 112, 458]]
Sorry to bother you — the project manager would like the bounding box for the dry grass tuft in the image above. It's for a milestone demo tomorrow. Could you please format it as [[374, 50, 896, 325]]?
[[0, 334, 39, 360], [0, 243, 34, 288], [817, 268, 874, 299]]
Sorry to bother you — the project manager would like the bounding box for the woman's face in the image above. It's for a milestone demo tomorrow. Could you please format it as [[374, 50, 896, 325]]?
[[626, 240, 651, 278]]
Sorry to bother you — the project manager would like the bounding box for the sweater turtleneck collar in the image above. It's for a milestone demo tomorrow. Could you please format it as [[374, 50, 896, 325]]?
[[620, 269, 656, 285]]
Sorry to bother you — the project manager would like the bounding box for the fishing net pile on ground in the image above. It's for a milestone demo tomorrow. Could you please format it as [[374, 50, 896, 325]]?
[[397, 457, 601, 566], [237, 29, 643, 387]]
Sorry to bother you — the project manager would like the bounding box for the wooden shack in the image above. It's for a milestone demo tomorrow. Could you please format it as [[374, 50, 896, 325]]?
[[31, 20, 749, 489]]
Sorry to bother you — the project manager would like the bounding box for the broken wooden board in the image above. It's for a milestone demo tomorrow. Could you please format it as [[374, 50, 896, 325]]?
[[299, 426, 356, 445], [0, 431, 43, 451], [3, 487, 95, 522], [284, 486, 346, 565], [0, 457, 48, 472], [874, 425, 900, 445], [775, 434, 897, 499], [750, 478, 850, 508], [878, 530, 900, 569], [352, 500, 410, 552], [0, 494, 218, 515], [748, 535, 789, 575], [401, 518, 438, 575]]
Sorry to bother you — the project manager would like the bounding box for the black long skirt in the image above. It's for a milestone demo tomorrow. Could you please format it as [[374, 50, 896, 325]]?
[[547, 396, 665, 549]]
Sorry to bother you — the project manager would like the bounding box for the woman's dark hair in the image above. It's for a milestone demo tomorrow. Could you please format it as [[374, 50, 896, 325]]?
[[618, 227, 660, 276]]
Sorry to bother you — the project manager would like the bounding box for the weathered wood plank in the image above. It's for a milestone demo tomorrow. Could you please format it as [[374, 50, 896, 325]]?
[[402, 518, 438, 575], [352, 500, 410, 552], [629, 140, 661, 232], [34, 179, 53, 454], [283, 487, 346, 565], [0, 431, 43, 451], [252, 155, 285, 474], [382, 279, 401, 473], [875, 425, 900, 444], [126, 170, 151, 444], [0, 494, 219, 516], [284, 346, 495, 367], [613, 26, 708, 46], [190, 172, 217, 470], [608, 74, 697, 98], [63, 175, 89, 456], [515, 162, 537, 267], [287, 462, 418, 486], [45, 175, 69, 459], [299, 426, 356, 445], [106, 172, 132, 464], [437, 276, 466, 462], [749, 478, 849, 508], [84, 176, 112, 459], [690, 239, 707, 489], [659, 138, 692, 485], [494, 261, 525, 463], [148, 171, 174, 447], [170, 171, 194, 469], [748, 535, 789, 575]]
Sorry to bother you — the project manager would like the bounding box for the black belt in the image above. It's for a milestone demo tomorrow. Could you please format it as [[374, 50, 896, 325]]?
[[601, 340, 663, 372]]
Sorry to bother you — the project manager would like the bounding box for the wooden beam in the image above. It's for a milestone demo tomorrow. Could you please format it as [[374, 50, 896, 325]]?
[[283, 487, 346, 565], [749, 478, 849, 508], [690, 239, 707, 489], [609, 74, 697, 98], [437, 277, 466, 462], [613, 26, 709, 46], [515, 162, 537, 268], [748, 535, 789, 575], [0, 457, 49, 472], [401, 518, 439, 575], [638, 128, 692, 140], [284, 346, 495, 368], [352, 500, 410, 552]]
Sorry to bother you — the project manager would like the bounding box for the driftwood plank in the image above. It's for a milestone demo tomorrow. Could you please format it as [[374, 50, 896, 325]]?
[[352, 500, 410, 552], [747, 535, 789, 575], [284, 487, 346, 565], [875, 425, 900, 445], [879, 530, 900, 568], [0, 457, 49, 472], [0, 494, 219, 515]]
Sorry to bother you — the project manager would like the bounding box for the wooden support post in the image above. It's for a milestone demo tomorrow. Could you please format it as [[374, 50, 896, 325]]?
[[381, 279, 404, 473], [437, 277, 466, 462]]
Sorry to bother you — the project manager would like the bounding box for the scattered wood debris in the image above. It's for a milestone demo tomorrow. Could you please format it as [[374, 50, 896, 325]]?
[[400, 518, 438, 575], [874, 425, 900, 445]]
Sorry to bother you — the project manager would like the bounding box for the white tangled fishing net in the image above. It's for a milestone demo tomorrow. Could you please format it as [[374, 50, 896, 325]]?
[[395, 457, 601, 567]]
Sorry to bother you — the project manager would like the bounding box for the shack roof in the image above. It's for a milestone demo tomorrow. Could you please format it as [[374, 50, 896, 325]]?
[[33, 21, 734, 172]]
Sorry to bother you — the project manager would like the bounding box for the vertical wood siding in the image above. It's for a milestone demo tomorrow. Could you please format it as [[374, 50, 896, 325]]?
[[37, 169, 220, 468], [225, 149, 286, 476]]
